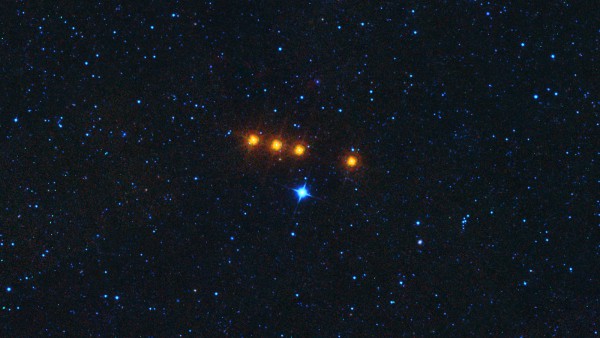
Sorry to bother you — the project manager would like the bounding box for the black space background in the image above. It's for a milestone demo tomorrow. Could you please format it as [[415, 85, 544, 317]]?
[[1, 1, 598, 336]]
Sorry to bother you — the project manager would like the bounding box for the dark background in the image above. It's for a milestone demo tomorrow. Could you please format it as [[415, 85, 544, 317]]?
[[1, 1, 598, 336]]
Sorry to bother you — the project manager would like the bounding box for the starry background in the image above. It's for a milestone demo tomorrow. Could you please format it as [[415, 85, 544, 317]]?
[[1, 1, 599, 336]]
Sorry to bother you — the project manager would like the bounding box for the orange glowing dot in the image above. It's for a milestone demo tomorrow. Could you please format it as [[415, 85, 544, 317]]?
[[247, 134, 260, 146], [270, 139, 283, 152], [346, 155, 358, 168], [293, 144, 306, 156]]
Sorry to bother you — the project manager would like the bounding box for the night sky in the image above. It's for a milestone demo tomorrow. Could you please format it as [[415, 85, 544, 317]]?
[[1, 1, 599, 336]]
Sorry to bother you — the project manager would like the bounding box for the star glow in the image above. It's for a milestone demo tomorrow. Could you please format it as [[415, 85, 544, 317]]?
[[294, 185, 309, 201], [270, 139, 283, 152], [293, 144, 306, 156], [247, 134, 260, 146], [346, 155, 358, 168]]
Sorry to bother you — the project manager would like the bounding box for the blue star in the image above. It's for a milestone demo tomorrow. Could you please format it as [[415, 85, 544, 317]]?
[[295, 185, 309, 201]]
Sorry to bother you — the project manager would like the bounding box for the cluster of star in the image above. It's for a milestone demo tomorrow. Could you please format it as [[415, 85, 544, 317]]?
[[245, 132, 361, 170], [246, 133, 306, 157]]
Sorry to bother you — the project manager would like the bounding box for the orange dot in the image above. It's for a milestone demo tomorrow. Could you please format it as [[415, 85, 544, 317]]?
[[346, 155, 358, 168], [270, 139, 283, 152], [293, 144, 306, 156], [247, 134, 260, 146]]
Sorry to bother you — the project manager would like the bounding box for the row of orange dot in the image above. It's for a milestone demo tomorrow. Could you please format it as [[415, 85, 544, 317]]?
[[246, 133, 360, 169]]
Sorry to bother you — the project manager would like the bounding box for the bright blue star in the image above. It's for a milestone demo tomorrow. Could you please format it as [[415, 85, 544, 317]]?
[[297, 187, 308, 198], [295, 185, 309, 201]]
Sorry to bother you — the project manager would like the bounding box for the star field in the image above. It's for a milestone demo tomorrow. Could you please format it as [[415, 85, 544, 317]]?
[[1, 1, 599, 336]]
